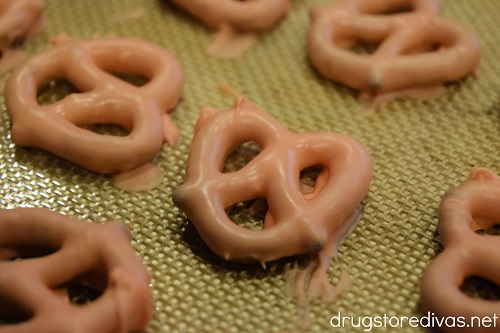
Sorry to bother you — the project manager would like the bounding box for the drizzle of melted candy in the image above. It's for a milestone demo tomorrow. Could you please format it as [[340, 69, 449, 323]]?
[[113, 163, 164, 192]]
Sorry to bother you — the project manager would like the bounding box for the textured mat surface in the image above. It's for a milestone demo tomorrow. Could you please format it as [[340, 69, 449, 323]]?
[[0, 0, 499, 332]]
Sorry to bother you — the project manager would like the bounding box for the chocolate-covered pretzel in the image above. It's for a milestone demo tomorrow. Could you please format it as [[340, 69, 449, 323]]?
[[0, 208, 153, 333], [5, 36, 183, 174], [173, 97, 372, 266], [421, 167, 500, 333], [308, 0, 481, 109]]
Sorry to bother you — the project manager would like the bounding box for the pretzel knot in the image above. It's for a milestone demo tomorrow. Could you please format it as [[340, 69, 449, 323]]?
[[5, 36, 184, 174], [0, 208, 153, 333], [308, 0, 481, 108], [420, 167, 500, 333], [0, 0, 45, 51], [173, 97, 372, 267]]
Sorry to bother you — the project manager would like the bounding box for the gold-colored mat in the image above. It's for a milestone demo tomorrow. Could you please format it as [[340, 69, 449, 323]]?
[[1, 0, 499, 332]]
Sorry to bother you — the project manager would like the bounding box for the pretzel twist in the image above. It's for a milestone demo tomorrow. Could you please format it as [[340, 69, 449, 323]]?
[[308, 0, 480, 101], [420, 167, 500, 333], [5, 36, 183, 174], [173, 97, 372, 265], [0, 208, 153, 333]]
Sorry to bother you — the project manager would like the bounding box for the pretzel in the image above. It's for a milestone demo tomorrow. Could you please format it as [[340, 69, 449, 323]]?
[[0, 0, 45, 51], [5, 35, 184, 175], [170, 0, 291, 57], [0, 208, 153, 333], [420, 167, 500, 333], [308, 0, 481, 109], [173, 97, 372, 267], [170, 0, 290, 31]]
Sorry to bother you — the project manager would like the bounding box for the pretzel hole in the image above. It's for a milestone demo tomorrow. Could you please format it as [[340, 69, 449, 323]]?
[[348, 40, 381, 55], [460, 276, 500, 301], [0, 246, 59, 324], [83, 124, 130, 137], [300, 165, 325, 197], [228, 198, 268, 230], [112, 72, 150, 87], [404, 42, 443, 56], [0, 301, 32, 325], [378, 4, 416, 15], [0, 245, 57, 261], [475, 224, 500, 236], [63, 270, 106, 306], [222, 141, 262, 173], [65, 260, 110, 305], [67, 283, 103, 305], [0, 37, 23, 54], [37, 78, 80, 105]]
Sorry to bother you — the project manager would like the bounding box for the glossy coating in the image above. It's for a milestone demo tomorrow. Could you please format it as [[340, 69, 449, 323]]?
[[5, 35, 184, 174], [173, 97, 372, 266], [170, 0, 290, 31], [308, 0, 481, 108], [170, 0, 290, 57]]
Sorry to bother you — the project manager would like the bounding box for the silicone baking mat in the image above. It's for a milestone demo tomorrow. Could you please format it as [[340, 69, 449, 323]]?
[[0, 0, 499, 332]]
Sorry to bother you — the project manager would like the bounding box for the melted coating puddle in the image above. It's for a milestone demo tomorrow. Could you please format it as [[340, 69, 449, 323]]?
[[113, 163, 164, 192]]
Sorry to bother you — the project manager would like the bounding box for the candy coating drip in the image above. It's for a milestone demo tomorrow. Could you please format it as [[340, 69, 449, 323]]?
[[173, 97, 372, 305], [170, 0, 291, 57], [5, 36, 184, 190]]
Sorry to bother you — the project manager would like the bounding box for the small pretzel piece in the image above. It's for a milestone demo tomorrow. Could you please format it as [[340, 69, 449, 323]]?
[[173, 97, 372, 265], [0, 0, 45, 51], [308, 0, 481, 109], [0, 208, 153, 333], [5, 36, 184, 175], [420, 168, 500, 333]]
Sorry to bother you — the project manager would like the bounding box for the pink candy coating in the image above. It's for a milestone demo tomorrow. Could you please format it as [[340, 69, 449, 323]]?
[[308, 0, 481, 107], [173, 97, 372, 265], [0, 208, 153, 333], [421, 167, 500, 333], [5, 36, 184, 174], [170, 0, 291, 31]]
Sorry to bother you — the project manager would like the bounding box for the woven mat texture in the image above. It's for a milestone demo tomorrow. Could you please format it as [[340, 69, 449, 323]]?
[[1, 0, 499, 332]]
